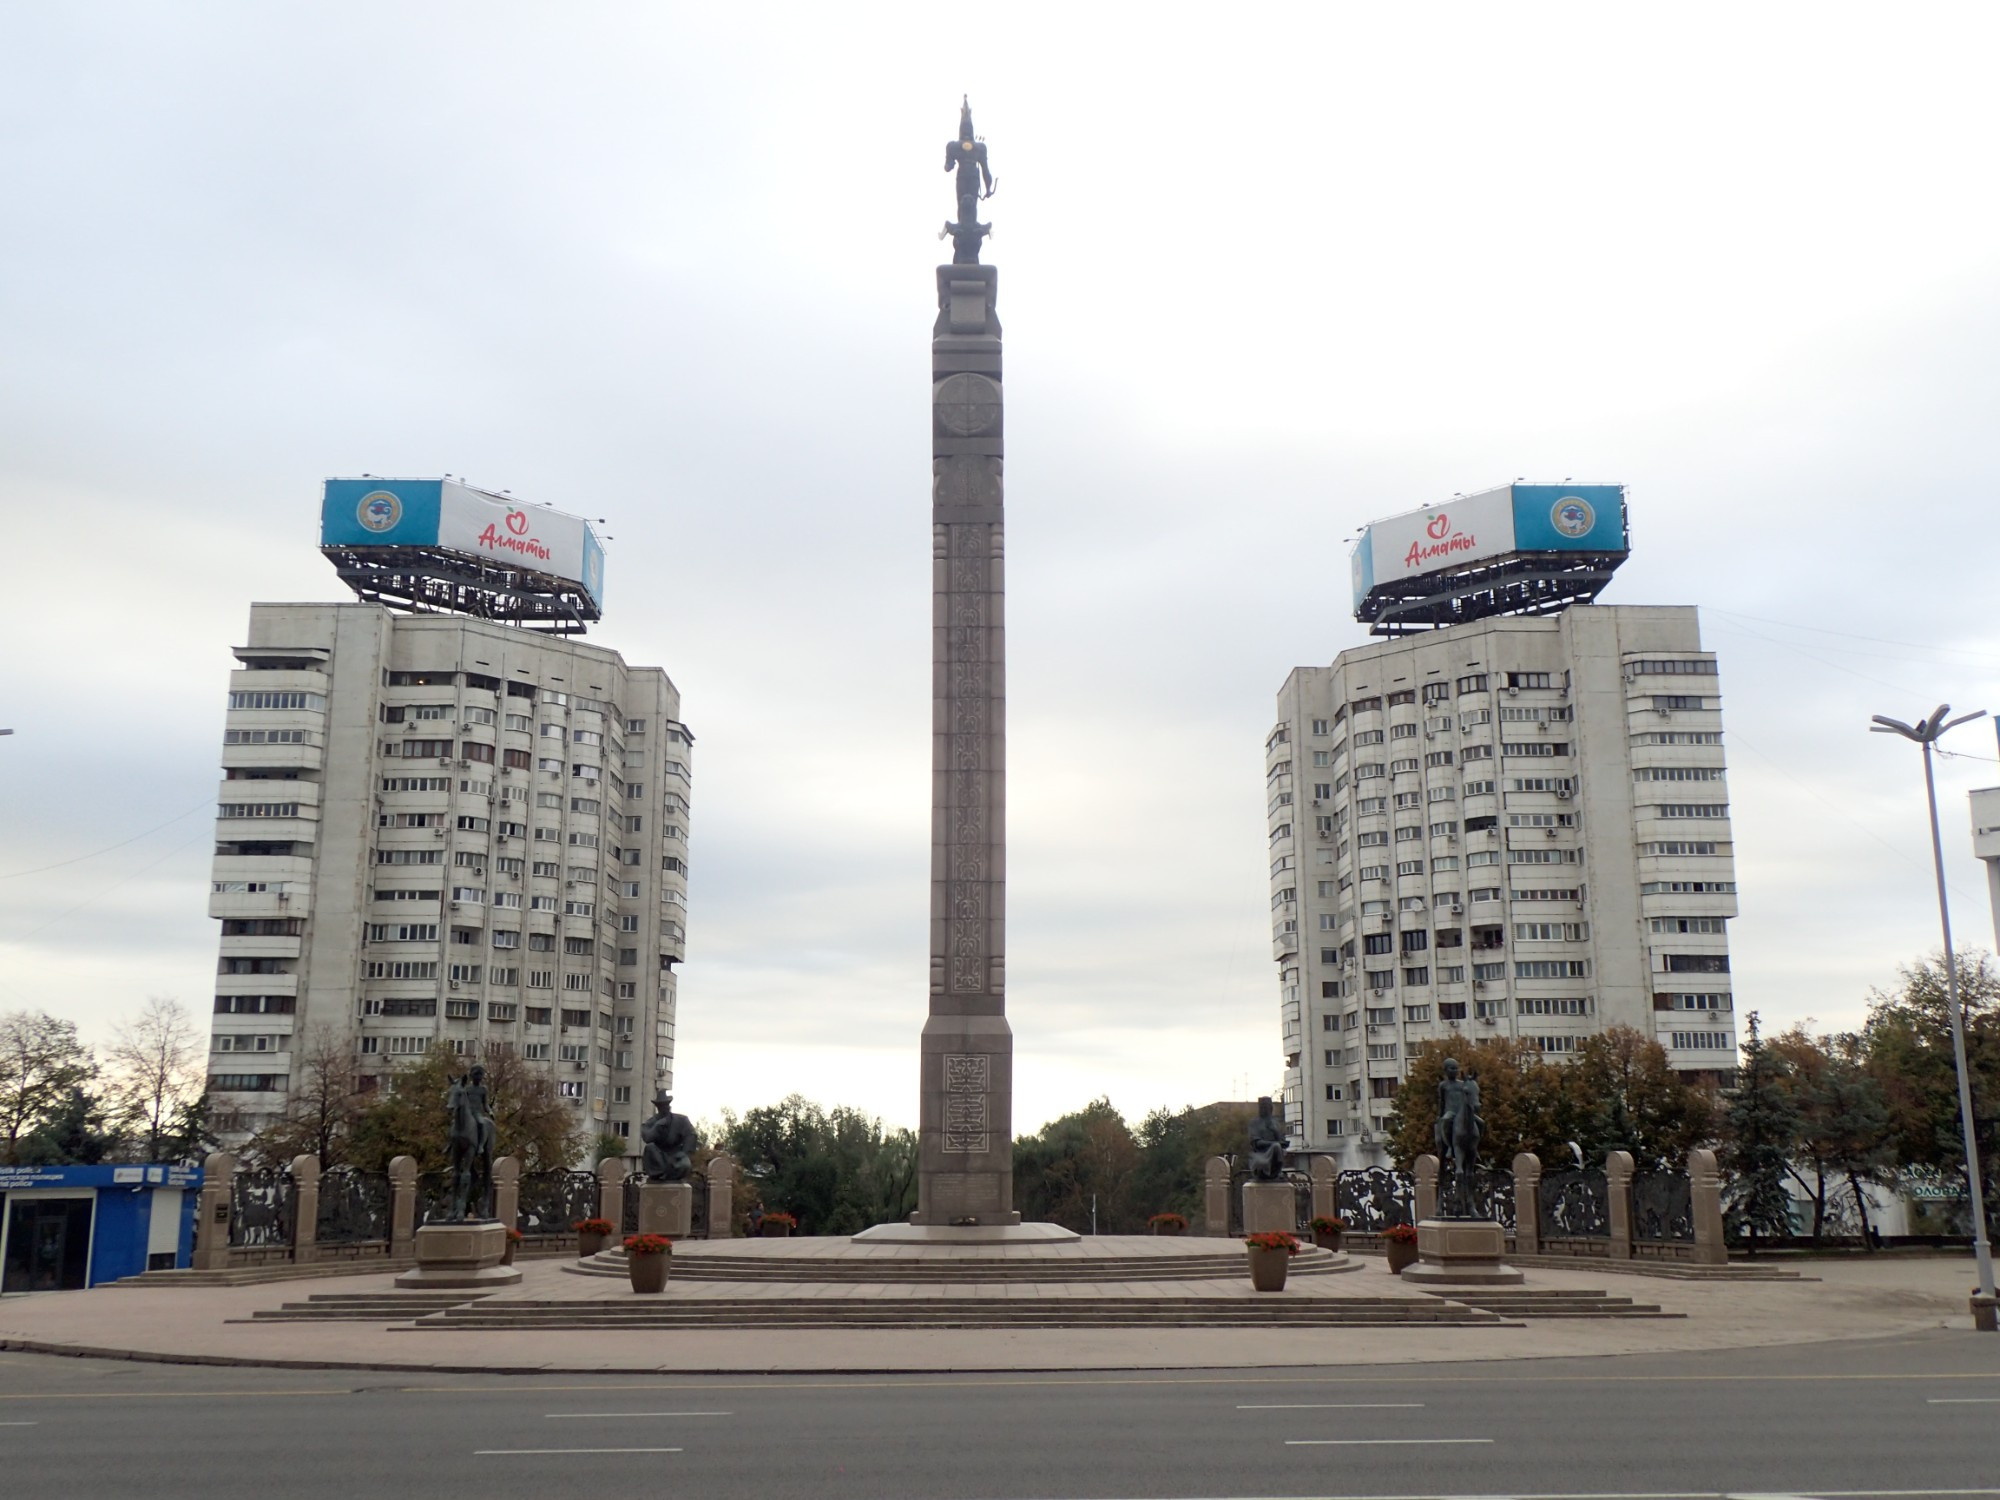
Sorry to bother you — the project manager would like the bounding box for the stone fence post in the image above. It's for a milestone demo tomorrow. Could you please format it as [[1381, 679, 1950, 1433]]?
[[1688, 1146, 1727, 1265], [289, 1154, 321, 1264], [193, 1151, 236, 1271], [1513, 1152, 1543, 1256], [1309, 1156, 1336, 1226], [493, 1155, 521, 1232], [1605, 1149, 1635, 1260], [706, 1153, 735, 1238], [1414, 1154, 1439, 1223], [597, 1154, 627, 1230], [388, 1156, 418, 1256], [1203, 1156, 1230, 1237]]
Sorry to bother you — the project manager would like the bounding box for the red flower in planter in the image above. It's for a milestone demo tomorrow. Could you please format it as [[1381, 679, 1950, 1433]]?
[[623, 1234, 674, 1255], [760, 1211, 798, 1229], [572, 1218, 614, 1235], [1148, 1213, 1189, 1229], [1382, 1223, 1419, 1244], [1243, 1231, 1302, 1254], [1306, 1216, 1346, 1233]]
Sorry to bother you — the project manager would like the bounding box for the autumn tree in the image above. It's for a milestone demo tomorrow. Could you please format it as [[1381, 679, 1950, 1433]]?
[[1125, 1102, 1256, 1220], [241, 1026, 365, 1169], [1860, 952, 1999, 1237], [1568, 1027, 1716, 1172], [344, 1042, 580, 1174], [103, 996, 205, 1163], [1386, 1036, 1570, 1169], [0, 1010, 97, 1164], [1013, 1097, 1142, 1233]]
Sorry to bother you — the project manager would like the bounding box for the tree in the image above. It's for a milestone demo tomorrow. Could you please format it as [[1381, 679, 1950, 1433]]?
[[1387, 1036, 1571, 1170], [1126, 1102, 1256, 1220], [1013, 1098, 1141, 1233], [720, 1094, 917, 1234], [1767, 1026, 1893, 1246], [345, 1043, 581, 1174], [242, 1026, 364, 1169], [0, 1010, 97, 1164], [1860, 952, 1999, 1237], [103, 996, 204, 1163], [16, 1083, 125, 1165], [1719, 1012, 1801, 1251], [1567, 1027, 1716, 1172]]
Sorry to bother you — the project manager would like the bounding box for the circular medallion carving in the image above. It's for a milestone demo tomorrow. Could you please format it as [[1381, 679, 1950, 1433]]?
[[935, 373, 1001, 437]]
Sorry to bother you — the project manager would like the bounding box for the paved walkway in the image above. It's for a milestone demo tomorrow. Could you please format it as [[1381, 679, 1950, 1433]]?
[[0, 1243, 1985, 1374]]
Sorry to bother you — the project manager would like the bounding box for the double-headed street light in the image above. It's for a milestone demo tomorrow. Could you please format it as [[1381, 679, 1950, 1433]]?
[[1871, 704, 1996, 1311]]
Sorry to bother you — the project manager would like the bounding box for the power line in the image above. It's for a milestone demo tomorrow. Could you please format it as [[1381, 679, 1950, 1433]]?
[[1706, 607, 2000, 665], [0, 796, 212, 880]]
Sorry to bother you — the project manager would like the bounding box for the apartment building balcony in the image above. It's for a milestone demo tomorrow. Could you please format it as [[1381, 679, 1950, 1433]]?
[[222, 741, 324, 773], [208, 885, 313, 920], [216, 935, 302, 961], [215, 971, 298, 996]]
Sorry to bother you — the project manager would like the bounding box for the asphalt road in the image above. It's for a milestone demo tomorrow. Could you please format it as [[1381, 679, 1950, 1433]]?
[[1, 1332, 1996, 1500]]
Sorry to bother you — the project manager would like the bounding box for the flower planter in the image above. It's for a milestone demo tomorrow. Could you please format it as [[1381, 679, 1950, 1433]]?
[[502, 1237, 518, 1266], [1312, 1228, 1343, 1253], [1385, 1238, 1419, 1274], [759, 1221, 792, 1238], [627, 1251, 669, 1293], [577, 1230, 606, 1259], [1247, 1244, 1291, 1292], [1152, 1223, 1185, 1236]]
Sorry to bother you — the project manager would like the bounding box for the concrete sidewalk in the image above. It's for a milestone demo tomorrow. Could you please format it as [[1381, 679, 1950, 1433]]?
[[0, 1250, 1984, 1374]]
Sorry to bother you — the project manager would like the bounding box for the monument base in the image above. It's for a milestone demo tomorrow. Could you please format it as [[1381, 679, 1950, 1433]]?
[[638, 1181, 692, 1238], [851, 1219, 1080, 1245], [394, 1221, 522, 1289], [1399, 1217, 1525, 1286], [1241, 1181, 1296, 1235]]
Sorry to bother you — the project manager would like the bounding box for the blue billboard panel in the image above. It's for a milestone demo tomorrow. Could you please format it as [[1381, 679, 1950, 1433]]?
[[1510, 484, 1628, 553], [320, 478, 445, 548]]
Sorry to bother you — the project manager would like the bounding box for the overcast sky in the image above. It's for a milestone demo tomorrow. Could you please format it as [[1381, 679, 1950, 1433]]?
[[4, 4, 1999, 1134]]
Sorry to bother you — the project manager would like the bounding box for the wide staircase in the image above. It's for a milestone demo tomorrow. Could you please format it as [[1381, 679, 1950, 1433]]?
[[1413, 1287, 1678, 1319]]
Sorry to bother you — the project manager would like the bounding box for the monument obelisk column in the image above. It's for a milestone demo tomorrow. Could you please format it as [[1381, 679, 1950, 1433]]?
[[911, 100, 1016, 1228]]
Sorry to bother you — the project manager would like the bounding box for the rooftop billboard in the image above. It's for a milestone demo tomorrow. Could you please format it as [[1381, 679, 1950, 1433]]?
[[1351, 483, 1627, 616], [320, 478, 606, 613]]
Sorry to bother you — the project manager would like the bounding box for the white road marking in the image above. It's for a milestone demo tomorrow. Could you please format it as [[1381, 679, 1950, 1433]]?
[[0, 1421, 38, 1426], [1927, 1397, 2000, 1404], [475, 1447, 683, 1455], [1284, 1438, 1495, 1446], [1232, 1408, 1424, 1416], [545, 1411, 731, 1418]]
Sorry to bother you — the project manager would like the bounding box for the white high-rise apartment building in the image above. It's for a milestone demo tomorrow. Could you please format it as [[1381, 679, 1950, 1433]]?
[[1268, 605, 1737, 1162], [207, 602, 692, 1147]]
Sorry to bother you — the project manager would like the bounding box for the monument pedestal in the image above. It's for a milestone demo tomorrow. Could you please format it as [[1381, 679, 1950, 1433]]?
[[1241, 1181, 1297, 1235], [394, 1221, 522, 1289], [637, 1181, 692, 1239], [1399, 1218, 1525, 1286]]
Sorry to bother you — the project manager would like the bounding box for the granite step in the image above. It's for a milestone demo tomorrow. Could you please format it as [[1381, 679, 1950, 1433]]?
[[411, 1296, 1505, 1331], [1415, 1288, 1677, 1318], [563, 1248, 1351, 1283], [236, 1292, 490, 1322]]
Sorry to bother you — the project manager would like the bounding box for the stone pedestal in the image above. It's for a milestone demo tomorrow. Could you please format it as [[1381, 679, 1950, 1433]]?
[[638, 1181, 692, 1238], [394, 1221, 522, 1289], [1400, 1218, 1525, 1286], [1241, 1181, 1296, 1235]]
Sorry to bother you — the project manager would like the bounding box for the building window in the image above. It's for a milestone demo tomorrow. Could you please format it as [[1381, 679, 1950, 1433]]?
[[1670, 1031, 1733, 1050], [1664, 953, 1730, 974], [1520, 997, 1592, 1016]]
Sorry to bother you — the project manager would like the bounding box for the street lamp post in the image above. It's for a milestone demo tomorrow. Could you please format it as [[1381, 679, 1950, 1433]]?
[[1871, 704, 1997, 1316]]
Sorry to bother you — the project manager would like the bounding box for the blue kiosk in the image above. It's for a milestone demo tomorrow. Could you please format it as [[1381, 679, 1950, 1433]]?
[[0, 1163, 201, 1291]]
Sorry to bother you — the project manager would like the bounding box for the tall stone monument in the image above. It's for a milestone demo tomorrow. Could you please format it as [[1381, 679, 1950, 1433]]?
[[857, 100, 1074, 1245]]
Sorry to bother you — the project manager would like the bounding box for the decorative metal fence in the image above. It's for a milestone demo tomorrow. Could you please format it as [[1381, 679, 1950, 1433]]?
[[1632, 1171, 1696, 1242], [517, 1168, 601, 1236], [690, 1170, 710, 1240], [1336, 1167, 1415, 1232], [229, 1166, 295, 1248], [1458, 1165, 1516, 1229], [1538, 1167, 1612, 1239], [620, 1179, 641, 1236], [415, 1171, 456, 1228], [315, 1166, 391, 1244]]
